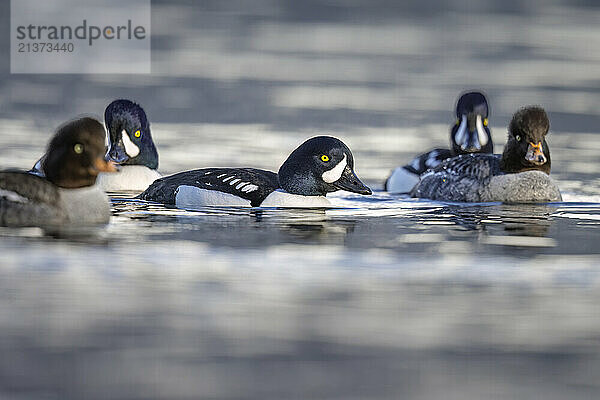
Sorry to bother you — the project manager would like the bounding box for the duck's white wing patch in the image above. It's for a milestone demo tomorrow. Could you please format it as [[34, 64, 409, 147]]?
[[175, 185, 251, 209], [261, 190, 331, 208], [0, 189, 29, 203], [241, 184, 258, 193], [322, 154, 347, 183], [386, 167, 420, 193], [121, 129, 140, 157]]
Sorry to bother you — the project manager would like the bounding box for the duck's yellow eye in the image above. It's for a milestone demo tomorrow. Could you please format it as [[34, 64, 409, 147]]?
[[73, 143, 84, 154], [321, 155, 330, 162], [515, 135, 521, 142], [483, 118, 488, 126], [134, 130, 141, 138]]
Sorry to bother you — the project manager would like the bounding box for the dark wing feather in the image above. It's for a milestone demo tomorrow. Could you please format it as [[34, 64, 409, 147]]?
[[403, 148, 453, 175], [138, 168, 280, 207], [411, 154, 502, 202], [0, 171, 62, 226], [0, 171, 59, 204]]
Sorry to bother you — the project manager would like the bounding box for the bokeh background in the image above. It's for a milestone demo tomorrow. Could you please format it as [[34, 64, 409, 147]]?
[[1, 1, 600, 399]]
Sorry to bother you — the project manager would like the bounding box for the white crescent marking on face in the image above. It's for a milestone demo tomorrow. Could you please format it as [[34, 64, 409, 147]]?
[[476, 115, 488, 147], [454, 115, 467, 148], [121, 129, 140, 157], [322, 154, 347, 183]]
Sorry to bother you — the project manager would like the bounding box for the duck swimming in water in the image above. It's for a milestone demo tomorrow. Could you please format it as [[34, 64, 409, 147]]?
[[96, 99, 161, 192], [138, 136, 371, 208], [1, 117, 117, 227], [31, 99, 160, 192], [410, 106, 561, 203], [385, 91, 493, 193]]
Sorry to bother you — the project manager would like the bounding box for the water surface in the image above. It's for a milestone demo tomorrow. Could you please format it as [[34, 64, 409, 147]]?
[[1, 0, 600, 399]]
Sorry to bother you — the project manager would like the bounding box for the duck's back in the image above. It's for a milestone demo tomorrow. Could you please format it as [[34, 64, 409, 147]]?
[[0, 171, 111, 226], [411, 154, 501, 202], [139, 168, 280, 207], [385, 148, 453, 193], [0, 171, 63, 226], [411, 154, 561, 203]]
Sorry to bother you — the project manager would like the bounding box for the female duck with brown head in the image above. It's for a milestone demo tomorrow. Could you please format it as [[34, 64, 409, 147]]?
[[411, 106, 561, 203], [0, 117, 117, 227]]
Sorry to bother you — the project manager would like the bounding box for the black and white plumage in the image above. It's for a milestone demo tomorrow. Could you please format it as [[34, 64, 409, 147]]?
[[385, 91, 493, 193], [31, 99, 161, 192], [98, 99, 161, 191], [1, 117, 117, 227], [138, 136, 372, 208], [411, 106, 561, 203], [140, 168, 279, 207]]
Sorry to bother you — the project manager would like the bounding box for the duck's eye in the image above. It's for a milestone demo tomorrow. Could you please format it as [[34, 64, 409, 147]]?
[[515, 134, 521, 142], [483, 118, 488, 126], [320, 155, 330, 162], [134, 130, 141, 138], [73, 143, 84, 154]]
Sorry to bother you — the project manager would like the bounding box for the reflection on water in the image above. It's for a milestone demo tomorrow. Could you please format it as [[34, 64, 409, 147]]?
[[2, 0, 600, 398]]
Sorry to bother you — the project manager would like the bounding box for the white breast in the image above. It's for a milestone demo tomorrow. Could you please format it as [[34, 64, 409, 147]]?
[[96, 165, 161, 192], [261, 190, 331, 208], [175, 186, 252, 209], [386, 167, 420, 193], [58, 184, 111, 224]]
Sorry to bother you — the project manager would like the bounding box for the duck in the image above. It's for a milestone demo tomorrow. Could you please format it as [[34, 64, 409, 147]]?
[[410, 106, 562, 203], [385, 91, 493, 193], [1, 117, 117, 227], [138, 136, 372, 208], [97, 99, 160, 192], [31, 99, 160, 192]]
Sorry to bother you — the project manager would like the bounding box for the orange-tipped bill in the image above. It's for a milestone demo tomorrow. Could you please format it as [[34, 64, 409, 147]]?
[[92, 157, 119, 174], [525, 141, 547, 165]]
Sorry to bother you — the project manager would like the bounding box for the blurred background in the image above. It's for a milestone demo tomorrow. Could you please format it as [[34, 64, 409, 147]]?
[[1, 0, 600, 136], [1, 1, 600, 399]]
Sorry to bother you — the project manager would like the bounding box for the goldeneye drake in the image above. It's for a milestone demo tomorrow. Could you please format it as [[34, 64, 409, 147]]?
[[97, 99, 160, 191], [385, 91, 493, 193], [138, 136, 372, 208], [1, 117, 117, 227], [31, 99, 160, 192], [410, 106, 562, 203]]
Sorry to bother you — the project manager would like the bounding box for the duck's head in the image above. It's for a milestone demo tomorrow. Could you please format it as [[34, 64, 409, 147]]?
[[104, 99, 158, 169], [43, 117, 118, 189], [450, 91, 493, 155], [501, 106, 551, 174], [278, 136, 372, 196]]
